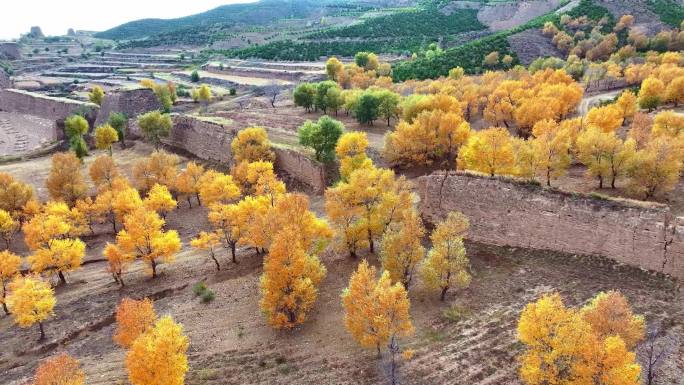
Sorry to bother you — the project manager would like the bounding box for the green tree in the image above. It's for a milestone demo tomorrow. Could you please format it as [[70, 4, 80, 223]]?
[[376, 90, 401, 126], [190, 70, 200, 83], [354, 91, 380, 125], [64, 115, 89, 159], [315, 81, 339, 114], [108, 112, 128, 148], [355, 52, 370, 68], [138, 111, 172, 150], [298, 116, 345, 162], [294, 83, 316, 112]]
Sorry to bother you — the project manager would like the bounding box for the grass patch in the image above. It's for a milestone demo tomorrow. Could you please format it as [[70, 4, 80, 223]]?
[[442, 304, 472, 324]]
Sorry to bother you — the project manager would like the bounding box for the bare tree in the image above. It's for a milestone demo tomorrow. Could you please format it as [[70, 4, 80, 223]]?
[[642, 327, 670, 385], [264, 82, 281, 108]]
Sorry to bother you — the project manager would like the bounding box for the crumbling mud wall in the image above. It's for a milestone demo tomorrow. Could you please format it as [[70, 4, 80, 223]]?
[[0, 89, 98, 137], [273, 145, 327, 194], [164, 114, 327, 192], [416, 171, 684, 280], [166, 115, 237, 164], [95, 88, 161, 126]]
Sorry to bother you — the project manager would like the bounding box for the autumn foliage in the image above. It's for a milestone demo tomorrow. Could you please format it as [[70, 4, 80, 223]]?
[[114, 297, 157, 348], [517, 291, 643, 385], [126, 316, 189, 385], [342, 260, 414, 356], [32, 352, 85, 385]]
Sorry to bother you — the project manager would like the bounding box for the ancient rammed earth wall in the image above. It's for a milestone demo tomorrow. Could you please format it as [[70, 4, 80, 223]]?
[[417, 171, 684, 280], [166, 115, 237, 164], [95, 88, 161, 126], [0, 89, 98, 138], [166, 115, 327, 192]]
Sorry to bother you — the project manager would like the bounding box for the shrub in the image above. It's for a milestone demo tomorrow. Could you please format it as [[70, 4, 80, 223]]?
[[192, 281, 207, 296], [190, 70, 200, 83]]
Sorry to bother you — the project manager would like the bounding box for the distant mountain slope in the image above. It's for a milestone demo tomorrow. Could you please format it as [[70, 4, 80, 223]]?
[[95, 0, 327, 40]]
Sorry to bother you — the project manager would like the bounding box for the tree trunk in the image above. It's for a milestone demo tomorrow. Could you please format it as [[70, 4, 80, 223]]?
[[196, 192, 202, 206], [58, 271, 67, 285], [211, 252, 221, 271], [611, 174, 616, 189], [38, 321, 45, 340], [598, 175, 603, 189], [547, 168, 551, 187], [440, 286, 449, 301], [151, 260, 157, 278], [231, 243, 237, 264], [187, 196, 192, 208]]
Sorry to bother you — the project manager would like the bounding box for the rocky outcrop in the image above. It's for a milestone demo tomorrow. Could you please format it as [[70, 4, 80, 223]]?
[[417, 171, 684, 280], [95, 88, 161, 126]]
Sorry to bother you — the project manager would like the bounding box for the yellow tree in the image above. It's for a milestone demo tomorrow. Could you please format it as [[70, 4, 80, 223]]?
[[380, 210, 425, 289], [143, 183, 177, 219], [132, 150, 179, 192], [259, 228, 327, 329], [46, 152, 87, 206], [197, 170, 241, 207], [530, 119, 572, 186], [88, 85, 105, 105], [191, 231, 222, 270], [0, 250, 21, 314], [28, 238, 86, 285], [587, 104, 624, 133], [116, 207, 181, 278], [342, 260, 414, 357], [103, 243, 134, 286], [75, 197, 105, 234], [333, 166, 412, 254], [6, 274, 55, 339], [324, 186, 368, 258], [616, 90, 638, 120], [175, 161, 205, 207], [94, 124, 119, 155], [666, 76, 684, 106], [23, 202, 87, 284], [234, 195, 272, 253], [638, 77, 665, 111], [0, 172, 34, 217], [458, 127, 516, 176], [231, 126, 275, 164], [89, 155, 120, 191], [336, 131, 373, 181], [581, 291, 645, 349], [518, 292, 642, 385], [126, 316, 189, 385], [33, 352, 85, 385], [421, 211, 471, 300], [628, 136, 683, 198], [575, 126, 618, 189], [651, 110, 684, 138], [0, 209, 18, 249], [604, 138, 637, 189], [114, 297, 157, 348], [245, 161, 286, 204], [326, 57, 344, 81], [207, 203, 243, 264]]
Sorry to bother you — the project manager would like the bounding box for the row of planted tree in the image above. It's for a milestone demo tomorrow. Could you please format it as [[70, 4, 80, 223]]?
[[297, 51, 684, 199]]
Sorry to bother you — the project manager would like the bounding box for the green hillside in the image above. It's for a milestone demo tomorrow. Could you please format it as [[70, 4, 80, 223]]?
[[95, 0, 331, 40]]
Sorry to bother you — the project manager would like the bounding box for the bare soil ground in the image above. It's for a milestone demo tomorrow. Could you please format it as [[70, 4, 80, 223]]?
[[1, 141, 682, 385]]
